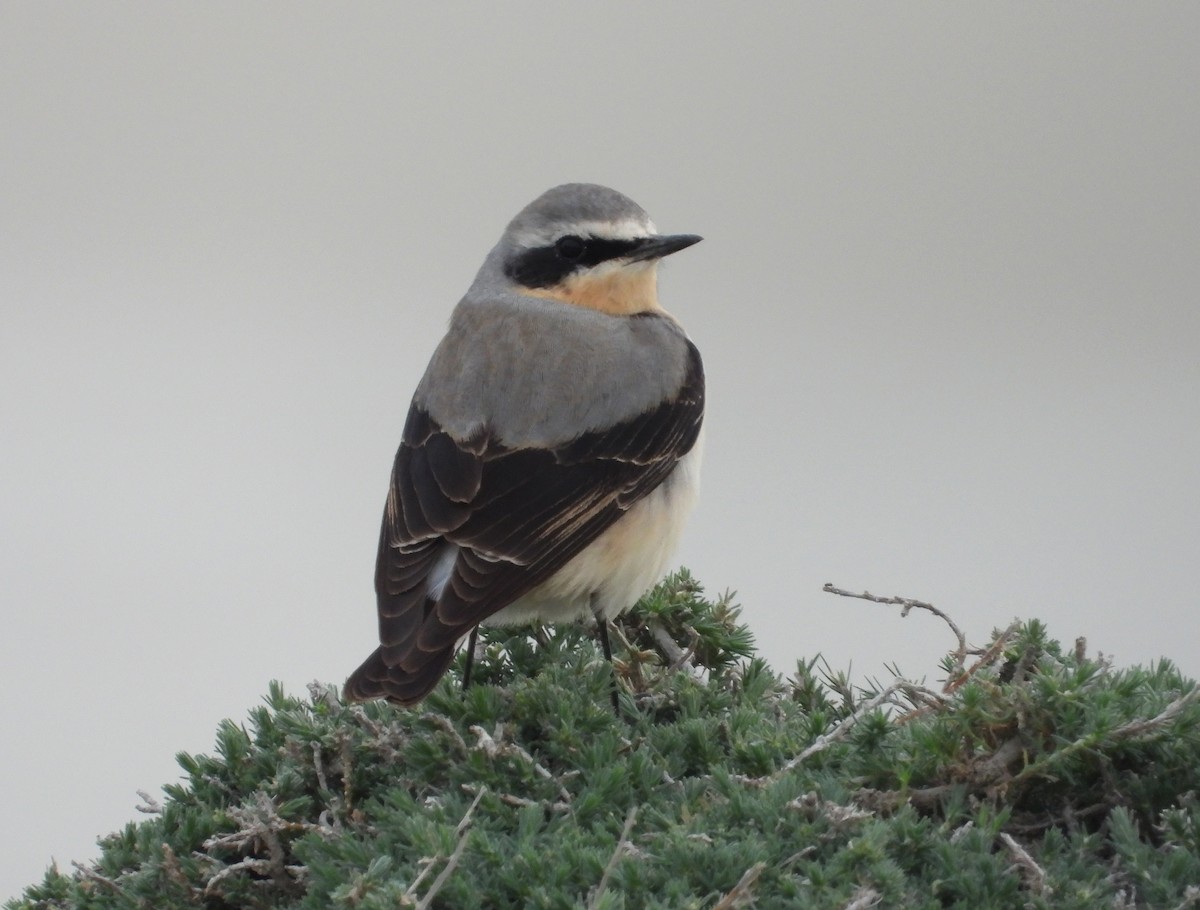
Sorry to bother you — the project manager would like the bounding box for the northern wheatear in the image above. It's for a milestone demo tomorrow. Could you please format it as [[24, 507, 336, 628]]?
[[344, 183, 704, 707]]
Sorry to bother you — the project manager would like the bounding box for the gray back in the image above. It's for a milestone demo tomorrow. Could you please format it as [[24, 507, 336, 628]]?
[[416, 295, 691, 447]]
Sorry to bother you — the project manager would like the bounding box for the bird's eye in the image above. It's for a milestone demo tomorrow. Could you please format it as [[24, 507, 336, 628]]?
[[555, 236, 586, 260]]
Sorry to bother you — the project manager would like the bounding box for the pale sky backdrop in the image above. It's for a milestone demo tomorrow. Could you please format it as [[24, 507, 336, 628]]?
[[3, 3, 1198, 899]]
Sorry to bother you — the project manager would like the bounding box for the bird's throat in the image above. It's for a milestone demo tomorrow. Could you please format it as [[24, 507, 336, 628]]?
[[525, 266, 662, 316]]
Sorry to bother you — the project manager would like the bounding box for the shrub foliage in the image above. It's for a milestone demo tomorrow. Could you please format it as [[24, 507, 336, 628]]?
[[11, 570, 1200, 909]]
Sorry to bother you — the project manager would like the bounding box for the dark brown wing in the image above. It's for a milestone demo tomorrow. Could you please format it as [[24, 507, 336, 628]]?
[[344, 341, 703, 704]]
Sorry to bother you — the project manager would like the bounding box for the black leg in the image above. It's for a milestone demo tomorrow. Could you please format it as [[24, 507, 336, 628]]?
[[595, 617, 620, 715], [462, 625, 479, 691]]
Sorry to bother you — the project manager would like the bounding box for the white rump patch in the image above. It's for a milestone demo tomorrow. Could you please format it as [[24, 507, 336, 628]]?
[[426, 543, 459, 600]]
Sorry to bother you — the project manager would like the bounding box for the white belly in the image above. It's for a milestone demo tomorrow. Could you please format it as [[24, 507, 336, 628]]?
[[485, 436, 703, 626]]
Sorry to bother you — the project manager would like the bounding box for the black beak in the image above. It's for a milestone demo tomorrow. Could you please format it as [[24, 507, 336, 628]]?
[[625, 233, 703, 263]]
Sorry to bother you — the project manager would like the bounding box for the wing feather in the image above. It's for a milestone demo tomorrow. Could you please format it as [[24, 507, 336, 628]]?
[[344, 339, 703, 704]]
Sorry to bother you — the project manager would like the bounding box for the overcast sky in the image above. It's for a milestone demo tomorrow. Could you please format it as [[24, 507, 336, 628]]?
[[3, 3, 1198, 900]]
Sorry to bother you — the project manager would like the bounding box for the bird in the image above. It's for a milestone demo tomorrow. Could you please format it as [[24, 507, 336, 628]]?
[[343, 183, 704, 708]]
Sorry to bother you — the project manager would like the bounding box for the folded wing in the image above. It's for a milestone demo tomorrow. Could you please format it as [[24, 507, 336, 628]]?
[[344, 340, 703, 704]]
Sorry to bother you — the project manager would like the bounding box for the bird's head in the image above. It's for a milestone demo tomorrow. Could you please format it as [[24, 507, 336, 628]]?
[[495, 183, 701, 316]]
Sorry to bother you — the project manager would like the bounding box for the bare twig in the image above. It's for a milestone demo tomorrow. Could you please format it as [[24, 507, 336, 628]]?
[[902, 784, 958, 814], [589, 806, 638, 908], [159, 843, 190, 888], [897, 681, 949, 710], [949, 821, 975, 844], [422, 714, 470, 756], [787, 792, 873, 829], [858, 732, 1029, 816], [401, 858, 439, 903], [1005, 800, 1111, 836], [202, 792, 313, 895], [135, 790, 162, 814], [770, 682, 903, 779], [712, 862, 767, 910], [999, 832, 1050, 896], [732, 683, 911, 789], [973, 735, 1029, 784], [946, 621, 1020, 694], [72, 862, 138, 902], [312, 742, 330, 793], [1111, 686, 1200, 739], [1171, 885, 1200, 910], [823, 583, 969, 679], [307, 680, 340, 710], [1012, 685, 1200, 786], [842, 886, 882, 910], [204, 857, 308, 896], [349, 706, 407, 766], [606, 621, 654, 691], [891, 681, 954, 723], [607, 620, 638, 656], [469, 725, 572, 803], [412, 786, 484, 910], [647, 619, 700, 671], [461, 782, 571, 814], [340, 731, 355, 812], [455, 789, 484, 837], [781, 845, 817, 867]]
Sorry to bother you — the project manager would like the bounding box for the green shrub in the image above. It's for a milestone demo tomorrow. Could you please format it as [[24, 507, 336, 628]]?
[[11, 571, 1200, 909]]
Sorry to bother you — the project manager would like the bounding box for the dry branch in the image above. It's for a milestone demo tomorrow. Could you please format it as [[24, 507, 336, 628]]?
[[823, 583, 969, 677], [712, 862, 767, 910], [410, 786, 484, 910], [589, 806, 639, 909], [999, 832, 1050, 896]]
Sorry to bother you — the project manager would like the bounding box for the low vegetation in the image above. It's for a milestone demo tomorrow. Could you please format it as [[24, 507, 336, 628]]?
[[11, 571, 1200, 909]]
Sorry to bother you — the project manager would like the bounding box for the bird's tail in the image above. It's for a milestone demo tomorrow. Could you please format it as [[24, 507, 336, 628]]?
[[343, 645, 457, 706]]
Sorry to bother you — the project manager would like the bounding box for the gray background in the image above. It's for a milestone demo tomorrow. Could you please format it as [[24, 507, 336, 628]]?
[[3, 3, 1197, 899]]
